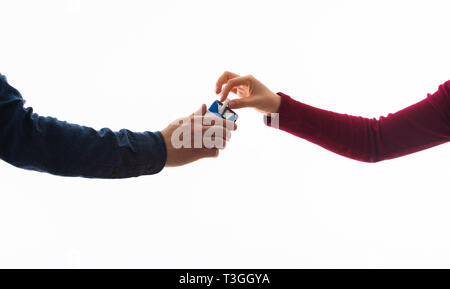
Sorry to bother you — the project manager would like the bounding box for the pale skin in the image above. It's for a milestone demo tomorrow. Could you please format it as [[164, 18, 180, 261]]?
[[161, 104, 237, 167], [215, 71, 281, 114], [162, 71, 273, 167]]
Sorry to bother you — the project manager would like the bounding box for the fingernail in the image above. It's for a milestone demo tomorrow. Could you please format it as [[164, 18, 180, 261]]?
[[229, 101, 235, 108]]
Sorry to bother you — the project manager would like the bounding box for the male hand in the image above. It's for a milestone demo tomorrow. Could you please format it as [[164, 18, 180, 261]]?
[[216, 71, 281, 114], [161, 104, 237, 167]]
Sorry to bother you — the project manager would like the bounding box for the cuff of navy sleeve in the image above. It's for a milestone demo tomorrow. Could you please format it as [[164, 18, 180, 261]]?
[[131, 130, 167, 176], [153, 131, 167, 172], [148, 130, 167, 174]]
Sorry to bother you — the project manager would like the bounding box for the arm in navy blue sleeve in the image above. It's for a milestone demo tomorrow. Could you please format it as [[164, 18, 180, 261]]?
[[0, 74, 166, 178]]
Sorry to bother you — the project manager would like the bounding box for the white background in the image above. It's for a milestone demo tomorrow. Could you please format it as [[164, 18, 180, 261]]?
[[0, 0, 449, 268]]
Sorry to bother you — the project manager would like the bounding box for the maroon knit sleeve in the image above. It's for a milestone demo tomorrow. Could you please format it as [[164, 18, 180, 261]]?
[[265, 81, 450, 162]]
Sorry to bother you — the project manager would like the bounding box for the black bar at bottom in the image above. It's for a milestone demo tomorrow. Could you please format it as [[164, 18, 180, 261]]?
[[0, 268, 445, 288]]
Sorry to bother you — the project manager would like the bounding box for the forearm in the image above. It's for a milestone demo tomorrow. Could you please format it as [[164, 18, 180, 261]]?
[[266, 84, 450, 162], [0, 74, 166, 178]]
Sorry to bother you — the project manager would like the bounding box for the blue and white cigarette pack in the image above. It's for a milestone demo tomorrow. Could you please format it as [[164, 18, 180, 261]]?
[[206, 100, 238, 122]]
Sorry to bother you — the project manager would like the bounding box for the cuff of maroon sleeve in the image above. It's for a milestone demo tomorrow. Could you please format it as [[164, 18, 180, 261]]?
[[263, 92, 292, 129]]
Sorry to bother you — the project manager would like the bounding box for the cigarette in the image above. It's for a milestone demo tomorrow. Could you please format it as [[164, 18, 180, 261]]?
[[219, 99, 230, 115]]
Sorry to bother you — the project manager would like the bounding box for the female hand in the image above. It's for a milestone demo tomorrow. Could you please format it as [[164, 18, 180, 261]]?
[[215, 71, 281, 114]]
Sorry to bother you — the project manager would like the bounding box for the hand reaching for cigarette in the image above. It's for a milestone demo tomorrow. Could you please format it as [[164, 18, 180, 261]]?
[[215, 71, 281, 114]]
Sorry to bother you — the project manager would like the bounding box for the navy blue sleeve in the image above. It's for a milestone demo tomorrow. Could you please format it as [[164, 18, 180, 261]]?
[[0, 74, 166, 178]]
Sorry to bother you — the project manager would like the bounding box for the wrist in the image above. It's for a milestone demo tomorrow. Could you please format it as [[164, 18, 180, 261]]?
[[267, 92, 281, 113]]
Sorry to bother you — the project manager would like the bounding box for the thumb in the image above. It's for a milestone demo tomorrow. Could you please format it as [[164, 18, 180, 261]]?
[[228, 98, 255, 109], [193, 104, 207, 116], [202, 148, 219, 158]]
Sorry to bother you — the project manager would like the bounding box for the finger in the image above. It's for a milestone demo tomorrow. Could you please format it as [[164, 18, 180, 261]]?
[[202, 136, 227, 149], [193, 115, 236, 130], [202, 126, 230, 141], [200, 116, 237, 130], [229, 97, 256, 109], [221, 76, 252, 101], [216, 71, 240, 95], [237, 86, 248, 97], [213, 137, 227, 149], [192, 104, 207, 117], [196, 148, 219, 158], [191, 117, 236, 144]]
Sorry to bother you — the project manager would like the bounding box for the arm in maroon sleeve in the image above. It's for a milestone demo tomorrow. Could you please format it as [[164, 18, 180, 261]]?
[[265, 81, 450, 162]]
